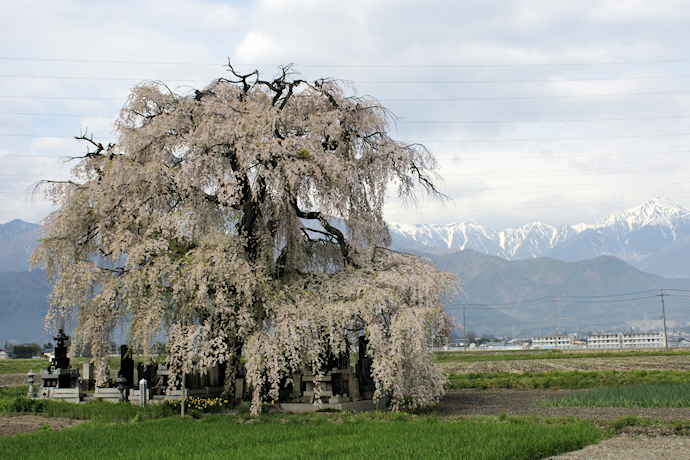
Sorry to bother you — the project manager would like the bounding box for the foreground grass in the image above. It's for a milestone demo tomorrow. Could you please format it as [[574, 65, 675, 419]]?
[[540, 383, 690, 409], [0, 412, 606, 460], [0, 386, 182, 423], [447, 369, 690, 390]]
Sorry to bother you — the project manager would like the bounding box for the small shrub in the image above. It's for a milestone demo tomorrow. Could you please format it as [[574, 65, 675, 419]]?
[[236, 401, 252, 414], [35, 423, 53, 434], [612, 415, 642, 430]]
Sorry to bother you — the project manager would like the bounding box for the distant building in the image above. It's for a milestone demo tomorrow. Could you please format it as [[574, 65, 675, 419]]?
[[531, 335, 578, 350], [480, 341, 526, 351], [0, 350, 8, 359], [587, 332, 666, 349]]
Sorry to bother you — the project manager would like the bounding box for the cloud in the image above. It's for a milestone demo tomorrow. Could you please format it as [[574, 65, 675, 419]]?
[[2, 1, 690, 227]]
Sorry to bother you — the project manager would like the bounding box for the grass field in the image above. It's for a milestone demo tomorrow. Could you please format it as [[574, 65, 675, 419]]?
[[435, 349, 690, 364], [447, 369, 690, 390], [0, 356, 159, 376], [0, 358, 51, 375], [3, 349, 688, 458], [0, 412, 606, 460], [539, 383, 690, 409], [2, 349, 685, 376]]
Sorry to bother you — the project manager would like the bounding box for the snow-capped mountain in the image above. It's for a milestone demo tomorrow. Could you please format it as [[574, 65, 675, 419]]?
[[389, 198, 690, 278], [389, 220, 581, 260]]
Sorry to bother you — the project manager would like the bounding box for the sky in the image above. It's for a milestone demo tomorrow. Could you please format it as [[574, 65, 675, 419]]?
[[2, 1, 690, 231]]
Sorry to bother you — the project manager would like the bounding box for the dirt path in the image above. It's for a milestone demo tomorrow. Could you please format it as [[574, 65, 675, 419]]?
[[549, 433, 690, 459], [0, 415, 84, 437]]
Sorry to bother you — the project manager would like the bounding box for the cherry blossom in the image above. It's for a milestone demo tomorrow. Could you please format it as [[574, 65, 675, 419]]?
[[32, 65, 458, 415]]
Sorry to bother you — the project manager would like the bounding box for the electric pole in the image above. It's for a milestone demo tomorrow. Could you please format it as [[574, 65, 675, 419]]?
[[553, 296, 558, 350], [658, 288, 669, 350], [463, 301, 467, 352]]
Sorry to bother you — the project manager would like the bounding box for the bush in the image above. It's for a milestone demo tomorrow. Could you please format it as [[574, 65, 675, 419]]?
[[11, 344, 42, 359]]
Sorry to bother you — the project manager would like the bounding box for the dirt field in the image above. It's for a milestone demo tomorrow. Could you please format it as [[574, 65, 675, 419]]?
[[439, 354, 690, 374], [0, 374, 28, 387], [0, 415, 84, 437]]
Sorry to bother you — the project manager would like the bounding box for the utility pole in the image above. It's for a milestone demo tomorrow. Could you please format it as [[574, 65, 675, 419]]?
[[553, 296, 558, 350], [658, 288, 669, 351], [462, 301, 467, 352]]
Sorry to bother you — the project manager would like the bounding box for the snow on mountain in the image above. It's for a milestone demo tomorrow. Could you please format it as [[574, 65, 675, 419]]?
[[593, 197, 690, 235], [389, 198, 690, 277], [391, 220, 583, 260], [388, 222, 503, 254]]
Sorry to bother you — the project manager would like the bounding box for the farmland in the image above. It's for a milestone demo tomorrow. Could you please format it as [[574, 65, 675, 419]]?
[[3, 349, 690, 458]]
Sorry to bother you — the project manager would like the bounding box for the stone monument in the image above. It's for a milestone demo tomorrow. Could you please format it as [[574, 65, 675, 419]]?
[[38, 329, 80, 390]]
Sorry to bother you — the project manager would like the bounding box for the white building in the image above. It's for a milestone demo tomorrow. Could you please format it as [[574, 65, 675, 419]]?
[[531, 335, 577, 350], [587, 332, 666, 349]]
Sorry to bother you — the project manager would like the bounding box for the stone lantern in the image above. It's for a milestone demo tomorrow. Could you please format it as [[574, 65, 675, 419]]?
[[27, 370, 36, 398], [116, 374, 128, 402]]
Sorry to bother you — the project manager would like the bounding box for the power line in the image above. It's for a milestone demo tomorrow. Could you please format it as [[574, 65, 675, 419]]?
[[436, 150, 689, 162], [363, 75, 690, 84], [0, 112, 116, 119], [3, 112, 686, 125], [559, 290, 658, 299], [397, 116, 688, 124], [438, 178, 690, 195], [381, 90, 690, 102], [558, 295, 659, 304], [5, 74, 690, 84], [4, 56, 690, 68], [4, 88, 690, 103], [408, 133, 687, 143], [440, 164, 690, 180], [0, 95, 122, 101]]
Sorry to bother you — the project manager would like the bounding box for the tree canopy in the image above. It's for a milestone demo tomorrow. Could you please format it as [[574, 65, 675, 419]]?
[[32, 65, 457, 414]]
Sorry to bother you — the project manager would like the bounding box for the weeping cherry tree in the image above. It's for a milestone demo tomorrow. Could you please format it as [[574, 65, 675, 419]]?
[[31, 65, 458, 415]]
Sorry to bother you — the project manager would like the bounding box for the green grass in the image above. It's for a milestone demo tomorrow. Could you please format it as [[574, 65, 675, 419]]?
[[0, 358, 51, 375], [0, 385, 29, 401], [447, 369, 690, 390], [0, 356, 164, 376], [435, 349, 690, 364], [4, 349, 682, 375], [0, 395, 180, 423], [0, 413, 606, 460], [0, 386, 253, 422], [0, 385, 182, 423], [540, 383, 690, 408]]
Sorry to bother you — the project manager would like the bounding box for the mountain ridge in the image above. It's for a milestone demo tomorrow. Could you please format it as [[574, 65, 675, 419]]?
[[390, 198, 690, 278], [422, 249, 690, 337]]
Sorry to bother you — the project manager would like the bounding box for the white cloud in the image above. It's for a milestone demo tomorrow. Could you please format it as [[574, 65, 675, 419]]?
[[1, 1, 690, 227], [236, 31, 278, 62]]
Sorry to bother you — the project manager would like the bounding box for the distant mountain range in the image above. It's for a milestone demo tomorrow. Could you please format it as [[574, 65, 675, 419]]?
[[0, 270, 52, 345], [423, 249, 690, 337], [2, 199, 690, 343], [0, 220, 40, 272], [0, 220, 47, 344], [390, 198, 690, 279]]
